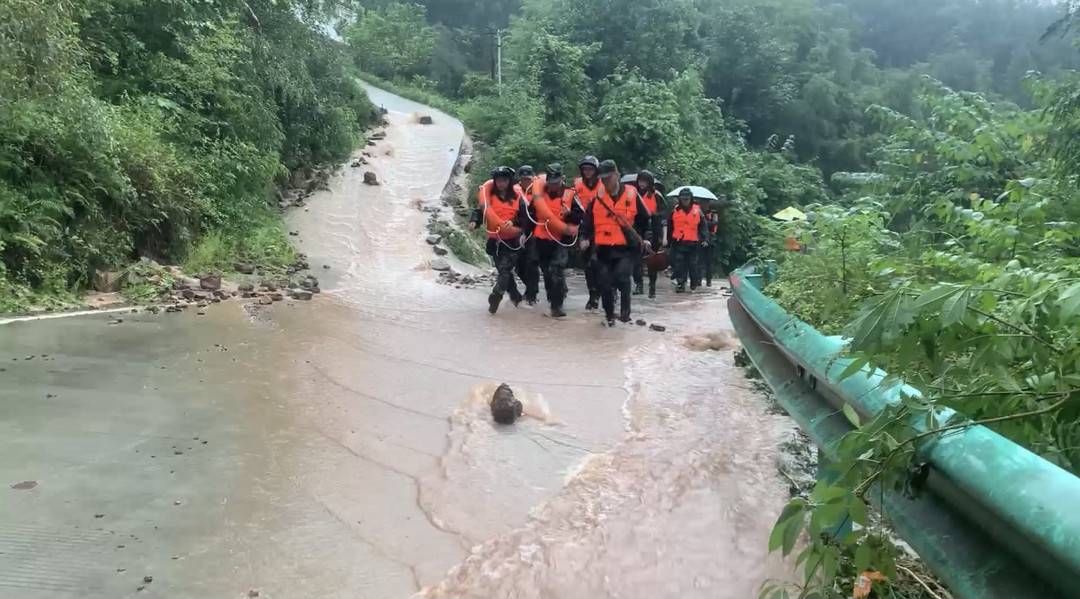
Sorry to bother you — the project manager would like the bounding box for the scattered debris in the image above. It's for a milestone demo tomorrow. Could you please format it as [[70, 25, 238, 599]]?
[[636, 319, 647, 326], [649, 324, 667, 332]]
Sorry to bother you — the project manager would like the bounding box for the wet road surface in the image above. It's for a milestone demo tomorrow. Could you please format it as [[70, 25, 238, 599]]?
[[0, 85, 791, 598]]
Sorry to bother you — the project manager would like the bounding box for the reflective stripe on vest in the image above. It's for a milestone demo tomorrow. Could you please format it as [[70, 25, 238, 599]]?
[[485, 194, 523, 240], [574, 178, 602, 210], [593, 185, 638, 246], [671, 205, 702, 243], [533, 187, 576, 241]]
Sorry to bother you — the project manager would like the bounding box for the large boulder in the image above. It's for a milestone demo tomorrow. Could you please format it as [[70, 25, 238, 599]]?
[[92, 270, 124, 293], [490, 383, 523, 425], [433, 245, 449, 256], [430, 258, 451, 272], [234, 262, 255, 275], [425, 234, 442, 245], [199, 274, 222, 291]]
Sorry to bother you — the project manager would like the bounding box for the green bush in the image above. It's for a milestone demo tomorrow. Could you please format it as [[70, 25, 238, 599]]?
[[0, 0, 375, 307]]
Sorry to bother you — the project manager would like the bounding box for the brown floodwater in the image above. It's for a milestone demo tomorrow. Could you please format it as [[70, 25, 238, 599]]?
[[0, 85, 791, 599]]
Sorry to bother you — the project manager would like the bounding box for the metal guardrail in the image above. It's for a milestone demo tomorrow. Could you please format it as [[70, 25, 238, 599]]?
[[728, 265, 1080, 599]]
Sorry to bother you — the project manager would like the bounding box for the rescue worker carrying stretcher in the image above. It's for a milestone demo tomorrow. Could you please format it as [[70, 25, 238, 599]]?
[[529, 164, 583, 318], [579, 160, 652, 326], [573, 156, 603, 311], [632, 170, 665, 299], [668, 188, 709, 293], [471, 166, 534, 314]]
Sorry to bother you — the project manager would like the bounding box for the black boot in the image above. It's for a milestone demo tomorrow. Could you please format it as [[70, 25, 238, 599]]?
[[586, 297, 599, 311], [676, 283, 686, 293], [488, 293, 501, 314], [633, 283, 643, 296], [619, 311, 632, 323], [551, 305, 566, 318]]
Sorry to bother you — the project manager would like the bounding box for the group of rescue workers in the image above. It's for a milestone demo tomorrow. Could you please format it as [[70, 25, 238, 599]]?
[[468, 156, 721, 326]]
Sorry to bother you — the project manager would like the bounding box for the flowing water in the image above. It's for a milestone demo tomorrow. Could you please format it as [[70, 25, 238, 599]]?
[[0, 85, 791, 598]]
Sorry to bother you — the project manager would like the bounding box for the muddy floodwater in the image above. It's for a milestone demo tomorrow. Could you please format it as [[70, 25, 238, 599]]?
[[0, 86, 792, 598]]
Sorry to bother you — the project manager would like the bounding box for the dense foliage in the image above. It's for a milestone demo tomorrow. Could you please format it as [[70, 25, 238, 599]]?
[[759, 66, 1080, 599], [0, 0, 376, 310], [348, 0, 1077, 278]]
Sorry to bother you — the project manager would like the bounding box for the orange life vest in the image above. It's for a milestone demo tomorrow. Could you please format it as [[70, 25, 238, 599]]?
[[671, 205, 703, 243], [478, 179, 497, 207], [593, 185, 639, 247], [533, 186, 577, 241], [514, 176, 542, 205], [574, 178, 603, 210], [485, 192, 524, 241], [640, 190, 659, 215]]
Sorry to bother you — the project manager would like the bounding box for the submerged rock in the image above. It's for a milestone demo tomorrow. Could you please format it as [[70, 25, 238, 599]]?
[[419, 115, 434, 125], [363, 171, 379, 185], [490, 383, 523, 425], [649, 324, 667, 332]]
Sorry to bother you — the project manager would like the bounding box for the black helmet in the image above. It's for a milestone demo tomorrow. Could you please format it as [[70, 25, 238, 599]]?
[[491, 166, 515, 180], [578, 156, 600, 171], [518, 165, 535, 178], [597, 159, 618, 176], [637, 170, 656, 185], [544, 163, 564, 179]]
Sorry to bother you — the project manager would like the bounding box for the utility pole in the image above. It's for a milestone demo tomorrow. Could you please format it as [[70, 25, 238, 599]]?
[[495, 28, 503, 93], [488, 28, 504, 94]]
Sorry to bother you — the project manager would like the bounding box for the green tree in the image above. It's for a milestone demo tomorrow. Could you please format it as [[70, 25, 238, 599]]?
[[345, 2, 436, 80]]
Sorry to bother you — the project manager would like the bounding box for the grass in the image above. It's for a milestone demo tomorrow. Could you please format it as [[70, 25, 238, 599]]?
[[183, 209, 297, 277], [430, 220, 487, 266]]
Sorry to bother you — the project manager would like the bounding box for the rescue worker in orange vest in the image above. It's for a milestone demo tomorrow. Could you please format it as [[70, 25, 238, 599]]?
[[632, 170, 666, 299], [477, 166, 534, 314], [573, 156, 603, 311], [579, 160, 652, 326], [701, 199, 721, 287], [668, 188, 709, 293], [529, 164, 583, 318], [513, 165, 541, 304]]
